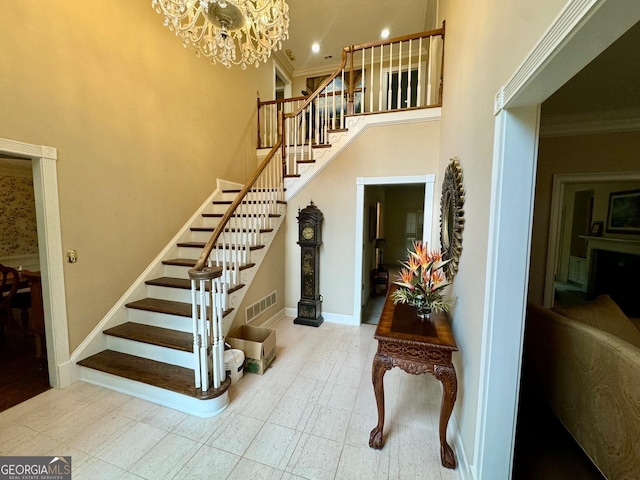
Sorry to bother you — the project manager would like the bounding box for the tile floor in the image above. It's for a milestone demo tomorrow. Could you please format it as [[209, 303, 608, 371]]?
[[0, 317, 461, 480]]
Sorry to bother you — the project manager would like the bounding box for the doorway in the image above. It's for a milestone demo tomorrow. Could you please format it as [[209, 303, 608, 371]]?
[[0, 156, 50, 411], [354, 175, 435, 324], [478, 3, 640, 478], [0, 138, 70, 393]]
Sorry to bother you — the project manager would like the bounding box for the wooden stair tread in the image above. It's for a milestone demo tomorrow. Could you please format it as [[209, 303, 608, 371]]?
[[191, 227, 273, 233], [146, 272, 254, 290], [126, 298, 192, 317], [202, 213, 281, 218], [177, 241, 265, 250], [78, 350, 229, 399], [312, 144, 332, 149], [104, 322, 192, 352], [162, 258, 196, 267], [125, 297, 234, 318]]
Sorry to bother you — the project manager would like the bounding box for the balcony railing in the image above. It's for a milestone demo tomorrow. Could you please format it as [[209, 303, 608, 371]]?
[[258, 24, 445, 155]]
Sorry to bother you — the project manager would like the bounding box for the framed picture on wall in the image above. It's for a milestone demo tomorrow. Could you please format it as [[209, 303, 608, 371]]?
[[606, 189, 640, 234], [589, 221, 603, 236]]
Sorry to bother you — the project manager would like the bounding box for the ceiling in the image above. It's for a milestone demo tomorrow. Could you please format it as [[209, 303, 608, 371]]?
[[542, 19, 640, 116], [276, 0, 438, 76]]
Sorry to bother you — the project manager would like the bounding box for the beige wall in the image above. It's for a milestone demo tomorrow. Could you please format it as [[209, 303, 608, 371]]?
[[233, 226, 286, 331], [438, 0, 567, 463], [0, 1, 273, 350], [529, 131, 640, 305], [284, 120, 440, 318]]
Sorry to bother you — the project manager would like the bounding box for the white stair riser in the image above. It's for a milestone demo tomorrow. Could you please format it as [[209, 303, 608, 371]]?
[[178, 246, 257, 262], [78, 372, 229, 418], [106, 336, 194, 369], [145, 285, 234, 305], [146, 285, 194, 304], [127, 308, 192, 332], [163, 264, 193, 278], [190, 230, 260, 244]]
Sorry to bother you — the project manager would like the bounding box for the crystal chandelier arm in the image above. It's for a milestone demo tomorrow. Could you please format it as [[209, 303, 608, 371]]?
[[153, 0, 289, 68]]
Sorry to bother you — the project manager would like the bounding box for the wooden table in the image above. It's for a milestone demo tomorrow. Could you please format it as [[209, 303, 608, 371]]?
[[369, 286, 459, 469]]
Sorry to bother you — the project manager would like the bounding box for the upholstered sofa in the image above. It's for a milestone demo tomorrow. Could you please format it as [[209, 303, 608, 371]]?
[[525, 295, 640, 479]]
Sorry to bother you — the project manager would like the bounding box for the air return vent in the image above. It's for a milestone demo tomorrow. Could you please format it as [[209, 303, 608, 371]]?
[[246, 291, 277, 323]]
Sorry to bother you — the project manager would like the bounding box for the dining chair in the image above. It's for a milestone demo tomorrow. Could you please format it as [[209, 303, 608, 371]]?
[[0, 263, 20, 348]]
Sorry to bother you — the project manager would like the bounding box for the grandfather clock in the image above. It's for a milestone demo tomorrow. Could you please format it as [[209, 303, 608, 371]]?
[[295, 201, 324, 327]]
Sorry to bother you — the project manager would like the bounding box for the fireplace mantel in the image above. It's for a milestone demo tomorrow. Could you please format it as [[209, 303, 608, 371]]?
[[579, 235, 640, 256]]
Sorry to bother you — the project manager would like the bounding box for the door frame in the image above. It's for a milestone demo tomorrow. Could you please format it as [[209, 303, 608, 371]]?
[[475, 1, 640, 478], [0, 137, 71, 388], [354, 174, 435, 324], [543, 171, 640, 307]]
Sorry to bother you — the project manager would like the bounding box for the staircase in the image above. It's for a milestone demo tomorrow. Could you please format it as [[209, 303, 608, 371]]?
[[76, 141, 286, 417], [74, 27, 446, 417]]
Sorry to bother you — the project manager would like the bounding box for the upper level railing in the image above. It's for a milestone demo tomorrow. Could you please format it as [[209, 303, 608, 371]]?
[[188, 113, 284, 393], [258, 24, 445, 154]]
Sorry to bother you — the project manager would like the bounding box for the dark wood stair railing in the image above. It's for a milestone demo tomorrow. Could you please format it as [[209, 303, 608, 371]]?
[[188, 112, 284, 393], [258, 24, 445, 180]]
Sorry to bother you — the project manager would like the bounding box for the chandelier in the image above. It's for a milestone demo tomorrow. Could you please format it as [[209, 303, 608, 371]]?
[[152, 0, 289, 69]]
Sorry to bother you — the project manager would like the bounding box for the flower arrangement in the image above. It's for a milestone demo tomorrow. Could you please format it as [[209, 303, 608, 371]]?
[[391, 240, 452, 315]]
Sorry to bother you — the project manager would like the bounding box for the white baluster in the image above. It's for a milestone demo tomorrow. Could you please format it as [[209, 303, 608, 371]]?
[[388, 43, 393, 110], [191, 279, 201, 389], [198, 278, 208, 391], [397, 40, 402, 109], [340, 68, 345, 129], [408, 39, 413, 108]]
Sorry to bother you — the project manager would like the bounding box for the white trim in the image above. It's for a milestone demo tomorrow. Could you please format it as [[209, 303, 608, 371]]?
[[0, 137, 70, 388], [80, 371, 229, 418], [69, 179, 242, 369], [539, 108, 640, 137], [543, 171, 640, 307], [283, 307, 356, 326], [480, 0, 640, 478], [450, 412, 475, 480], [475, 107, 540, 479], [354, 174, 436, 324]]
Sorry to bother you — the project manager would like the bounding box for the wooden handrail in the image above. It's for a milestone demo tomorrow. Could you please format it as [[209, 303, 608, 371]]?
[[282, 26, 444, 121], [346, 27, 443, 54], [189, 111, 283, 277], [284, 51, 349, 120]]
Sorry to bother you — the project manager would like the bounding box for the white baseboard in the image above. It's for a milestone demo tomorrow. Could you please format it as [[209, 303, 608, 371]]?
[[257, 308, 286, 329], [284, 307, 357, 326], [450, 411, 475, 480]]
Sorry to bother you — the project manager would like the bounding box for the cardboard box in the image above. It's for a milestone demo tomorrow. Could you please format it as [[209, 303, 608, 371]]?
[[226, 325, 276, 375]]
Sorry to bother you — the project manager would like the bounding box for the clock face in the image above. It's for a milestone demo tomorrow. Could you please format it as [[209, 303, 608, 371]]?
[[302, 225, 315, 240]]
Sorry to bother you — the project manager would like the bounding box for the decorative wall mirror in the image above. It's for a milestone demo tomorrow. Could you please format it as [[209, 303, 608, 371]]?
[[440, 157, 465, 279]]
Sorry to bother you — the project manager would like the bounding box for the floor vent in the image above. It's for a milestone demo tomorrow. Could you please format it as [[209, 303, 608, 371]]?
[[246, 291, 277, 323]]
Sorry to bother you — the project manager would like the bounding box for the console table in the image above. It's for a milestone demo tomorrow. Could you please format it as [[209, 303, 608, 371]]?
[[369, 286, 458, 469]]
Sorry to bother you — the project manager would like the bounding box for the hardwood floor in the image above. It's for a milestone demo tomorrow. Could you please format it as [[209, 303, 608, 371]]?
[[0, 322, 50, 413]]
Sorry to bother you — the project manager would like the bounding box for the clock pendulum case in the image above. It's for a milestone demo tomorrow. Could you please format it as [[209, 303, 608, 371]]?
[[294, 201, 324, 327]]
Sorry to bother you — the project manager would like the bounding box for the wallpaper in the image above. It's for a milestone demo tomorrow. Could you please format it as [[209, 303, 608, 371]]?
[[0, 174, 38, 257]]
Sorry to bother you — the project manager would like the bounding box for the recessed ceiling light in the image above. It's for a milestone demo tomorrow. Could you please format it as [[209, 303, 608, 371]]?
[[381, 28, 390, 39], [312, 43, 320, 53]]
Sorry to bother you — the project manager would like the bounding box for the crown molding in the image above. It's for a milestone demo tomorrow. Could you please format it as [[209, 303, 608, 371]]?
[[539, 107, 640, 137]]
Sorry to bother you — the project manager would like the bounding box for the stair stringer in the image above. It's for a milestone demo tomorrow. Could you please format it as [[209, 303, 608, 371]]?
[[283, 108, 442, 200], [69, 178, 243, 381]]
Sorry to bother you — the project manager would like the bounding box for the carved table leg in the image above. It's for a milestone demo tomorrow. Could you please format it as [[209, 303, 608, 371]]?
[[434, 364, 458, 469], [369, 353, 391, 449]]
